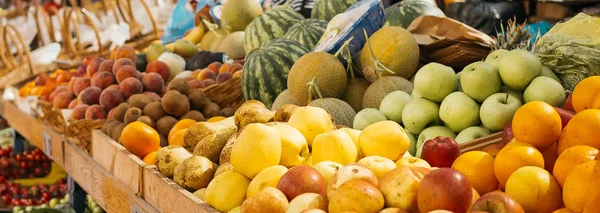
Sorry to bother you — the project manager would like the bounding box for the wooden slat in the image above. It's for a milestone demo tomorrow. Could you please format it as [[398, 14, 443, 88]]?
[[143, 166, 219, 213], [92, 130, 144, 196], [459, 132, 503, 152]]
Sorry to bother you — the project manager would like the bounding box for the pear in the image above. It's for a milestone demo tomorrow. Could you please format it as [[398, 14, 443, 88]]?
[[173, 39, 199, 59], [146, 43, 169, 62]]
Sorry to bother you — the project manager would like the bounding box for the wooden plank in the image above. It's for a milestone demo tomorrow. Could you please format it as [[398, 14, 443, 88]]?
[[459, 132, 503, 152], [92, 130, 144, 196], [63, 140, 158, 213], [143, 166, 219, 213]]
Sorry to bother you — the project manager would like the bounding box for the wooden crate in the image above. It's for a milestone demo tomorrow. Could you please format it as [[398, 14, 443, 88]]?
[[92, 130, 145, 196], [143, 166, 219, 213], [459, 132, 503, 152]]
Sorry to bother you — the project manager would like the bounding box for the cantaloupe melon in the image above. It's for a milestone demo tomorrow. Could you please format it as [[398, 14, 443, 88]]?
[[308, 98, 356, 128], [353, 108, 387, 130], [287, 52, 348, 105], [342, 78, 370, 112], [271, 90, 297, 111], [221, 0, 263, 32], [210, 36, 226, 53], [219, 31, 246, 59], [362, 76, 414, 109], [359, 26, 420, 79]]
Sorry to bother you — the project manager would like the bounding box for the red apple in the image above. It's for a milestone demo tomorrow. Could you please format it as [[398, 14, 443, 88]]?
[[417, 168, 473, 213], [277, 165, 327, 201], [420, 136, 460, 168], [482, 144, 504, 158], [554, 107, 575, 129], [501, 122, 514, 145], [471, 191, 525, 213], [562, 90, 574, 112]]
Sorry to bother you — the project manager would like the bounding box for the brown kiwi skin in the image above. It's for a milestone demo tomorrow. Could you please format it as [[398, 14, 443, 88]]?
[[203, 102, 221, 118], [156, 116, 178, 138], [124, 107, 143, 124], [103, 120, 121, 135], [220, 108, 235, 117], [137, 116, 155, 128], [112, 103, 129, 122], [162, 90, 190, 116], [181, 110, 205, 121], [128, 94, 155, 109], [167, 78, 190, 95], [187, 89, 209, 111], [111, 123, 126, 141], [143, 102, 166, 121]]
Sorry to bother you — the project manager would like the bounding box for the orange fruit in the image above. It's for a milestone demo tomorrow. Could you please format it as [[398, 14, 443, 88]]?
[[168, 119, 197, 141], [562, 161, 600, 213], [207, 116, 226, 122], [169, 128, 188, 146], [24, 81, 36, 88], [31, 86, 53, 97], [494, 142, 545, 188], [505, 166, 562, 213], [452, 151, 499, 195], [553, 145, 598, 188], [56, 71, 72, 84], [19, 87, 32, 97], [553, 208, 575, 213], [120, 121, 161, 158], [512, 101, 562, 149], [557, 109, 600, 154], [143, 151, 157, 165], [572, 76, 600, 112], [541, 142, 559, 173]]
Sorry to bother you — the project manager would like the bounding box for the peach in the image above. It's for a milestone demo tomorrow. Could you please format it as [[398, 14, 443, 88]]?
[[115, 46, 136, 62], [91, 71, 116, 89], [82, 56, 95, 66], [77, 86, 102, 105], [227, 63, 243, 74], [112, 58, 135, 75], [68, 77, 82, 94], [56, 71, 72, 84], [142, 73, 164, 94], [146, 61, 171, 82], [119, 77, 143, 98], [188, 79, 205, 89], [68, 99, 77, 109], [115, 65, 138, 83], [99, 87, 125, 111], [206, 62, 222, 72], [185, 76, 196, 81], [98, 60, 115, 73], [137, 71, 144, 81], [86, 57, 105, 77], [70, 104, 89, 120], [73, 78, 91, 95], [53, 91, 75, 109], [84, 104, 107, 119], [35, 73, 49, 86], [197, 69, 216, 81], [143, 91, 161, 100], [74, 65, 86, 77], [49, 86, 68, 102], [201, 79, 215, 87], [216, 72, 232, 84], [191, 69, 201, 78], [107, 84, 120, 91], [218, 64, 230, 74]]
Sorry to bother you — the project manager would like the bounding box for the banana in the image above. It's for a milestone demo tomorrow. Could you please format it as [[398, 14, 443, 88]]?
[[182, 24, 206, 44]]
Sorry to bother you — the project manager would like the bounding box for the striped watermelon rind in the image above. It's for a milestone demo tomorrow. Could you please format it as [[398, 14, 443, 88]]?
[[311, 0, 358, 21], [242, 39, 310, 109], [384, 0, 445, 28], [243, 7, 305, 54], [283, 19, 328, 50]]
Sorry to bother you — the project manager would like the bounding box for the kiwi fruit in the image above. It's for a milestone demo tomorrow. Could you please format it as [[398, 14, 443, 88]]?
[[143, 102, 166, 121], [202, 102, 220, 118], [111, 123, 126, 141], [112, 103, 129, 122], [181, 110, 205, 121], [219, 108, 235, 117], [156, 116, 178, 137], [103, 120, 122, 135], [362, 76, 414, 109], [124, 107, 143, 124], [159, 134, 168, 147], [271, 89, 296, 111], [162, 90, 190, 116], [137, 116, 155, 128], [128, 94, 155, 109], [287, 52, 348, 105], [342, 78, 370, 112], [167, 78, 190, 95], [187, 89, 209, 110]]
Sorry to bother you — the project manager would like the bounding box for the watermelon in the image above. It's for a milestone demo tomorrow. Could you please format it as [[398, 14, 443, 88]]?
[[283, 19, 328, 50], [243, 7, 305, 54], [242, 39, 310, 109], [384, 0, 445, 28], [311, 0, 358, 21]]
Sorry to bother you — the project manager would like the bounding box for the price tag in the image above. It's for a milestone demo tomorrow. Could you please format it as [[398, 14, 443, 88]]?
[[132, 206, 142, 213], [43, 131, 53, 160]]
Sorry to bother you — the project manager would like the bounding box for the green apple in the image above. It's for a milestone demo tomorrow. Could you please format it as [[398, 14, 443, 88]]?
[[415, 126, 456, 158], [411, 89, 422, 98], [455, 126, 490, 144], [540, 66, 561, 83], [439, 92, 481, 132], [480, 93, 522, 132], [460, 62, 502, 102], [523, 76, 567, 107], [501, 86, 524, 103], [379, 91, 412, 124], [484, 49, 509, 71], [401, 98, 441, 134], [413, 63, 457, 102], [406, 130, 417, 156], [498, 49, 542, 91], [353, 108, 387, 130], [456, 72, 463, 92]]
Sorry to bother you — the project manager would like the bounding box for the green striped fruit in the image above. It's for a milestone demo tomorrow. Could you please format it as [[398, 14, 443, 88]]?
[[311, 0, 358, 21], [283, 19, 328, 50], [384, 0, 445, 28], [242, 39, 310, 109], [243, 7, 305, 54]]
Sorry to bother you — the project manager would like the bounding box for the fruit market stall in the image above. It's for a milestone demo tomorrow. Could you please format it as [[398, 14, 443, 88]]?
[[2, 0, 600, 212]]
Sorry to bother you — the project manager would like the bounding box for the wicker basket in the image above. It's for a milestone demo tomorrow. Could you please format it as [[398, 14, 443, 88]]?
[[203, 75, 244, 110], [36, 100, 67, 133], [65, 118, 105, 153]]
